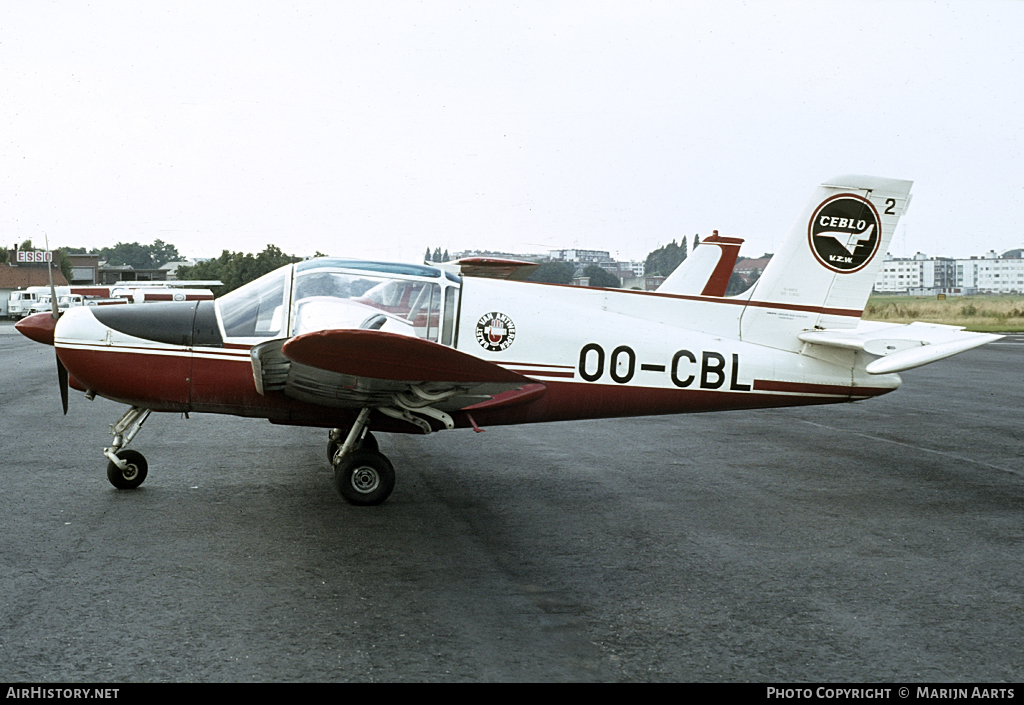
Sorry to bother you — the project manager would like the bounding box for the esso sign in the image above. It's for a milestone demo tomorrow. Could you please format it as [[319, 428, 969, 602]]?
[[15, 250, 52, 263]]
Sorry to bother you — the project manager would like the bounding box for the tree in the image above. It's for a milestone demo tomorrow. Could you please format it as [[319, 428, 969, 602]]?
[[526, 261, 575, 284], [90, 240, 183, 270], [725, 273, 749, 296], [644, 239, 687, 277], [56, 250, 72, 282], [582, 265, 621, 288], [176, 244, 303, 295], [423, 247, 451, 263]]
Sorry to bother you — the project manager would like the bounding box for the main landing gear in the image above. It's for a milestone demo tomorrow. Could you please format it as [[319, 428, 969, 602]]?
[[328, 408, 395, 506]]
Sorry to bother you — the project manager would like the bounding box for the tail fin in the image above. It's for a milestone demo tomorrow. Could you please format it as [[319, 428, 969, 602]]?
[[739, 175, 913, 351]]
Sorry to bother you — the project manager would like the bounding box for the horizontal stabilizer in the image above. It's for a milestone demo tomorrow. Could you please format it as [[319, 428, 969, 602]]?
[[799, 322, 1002, 374], [282, 329, 533, 384]]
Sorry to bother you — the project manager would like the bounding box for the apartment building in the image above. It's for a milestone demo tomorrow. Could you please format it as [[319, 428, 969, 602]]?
[[875, 250, 1024, 294]]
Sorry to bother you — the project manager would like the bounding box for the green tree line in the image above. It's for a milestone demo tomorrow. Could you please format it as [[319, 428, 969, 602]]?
[[61, 240, 184, 270], [525, 262, 621, 287], [176, 245, 309, 295], [644, 238, 689, 277]]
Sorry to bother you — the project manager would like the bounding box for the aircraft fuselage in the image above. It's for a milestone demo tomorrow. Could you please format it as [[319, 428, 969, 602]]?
[[51, 272, 899, 435]]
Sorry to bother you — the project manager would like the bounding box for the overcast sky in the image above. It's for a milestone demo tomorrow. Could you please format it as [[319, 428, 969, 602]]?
[[2, 1, 1021, 266]]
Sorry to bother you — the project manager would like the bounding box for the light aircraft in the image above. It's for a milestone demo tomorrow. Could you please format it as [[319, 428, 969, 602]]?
[[16, 175, 1002, 505]]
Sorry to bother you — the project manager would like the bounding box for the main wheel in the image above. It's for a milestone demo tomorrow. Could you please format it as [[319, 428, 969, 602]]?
[[327, 431, 378, 464], [334, 449, 395, 506], [106, 449, 148, 489]]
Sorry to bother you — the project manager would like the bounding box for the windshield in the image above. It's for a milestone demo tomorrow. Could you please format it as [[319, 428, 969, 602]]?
[[217, 267, 289, 339]]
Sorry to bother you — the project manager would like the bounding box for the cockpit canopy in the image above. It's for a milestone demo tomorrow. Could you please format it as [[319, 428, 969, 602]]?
[[215, 258, 462, 345]]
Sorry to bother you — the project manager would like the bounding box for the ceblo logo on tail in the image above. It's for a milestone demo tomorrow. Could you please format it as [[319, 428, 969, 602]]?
[[808, 194, 881, 274]]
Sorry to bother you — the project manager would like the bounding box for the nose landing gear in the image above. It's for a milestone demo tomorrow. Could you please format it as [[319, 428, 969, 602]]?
[[103, 406, 152, 490], [106, 449, 149, 489]]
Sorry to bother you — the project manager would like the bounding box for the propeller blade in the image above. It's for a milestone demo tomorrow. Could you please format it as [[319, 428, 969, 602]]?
[[44, 237, 67, 413], [57, 352, 69, 415], [42, 237, 69, 413], [45, 235, 60, 320]]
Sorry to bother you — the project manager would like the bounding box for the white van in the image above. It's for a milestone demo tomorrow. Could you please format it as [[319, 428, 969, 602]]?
[[7, 291, 38, 319], [9, 286, 72, 318]]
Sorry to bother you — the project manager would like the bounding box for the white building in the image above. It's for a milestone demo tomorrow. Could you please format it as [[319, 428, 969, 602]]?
[[548, 248, 611, 263], [874, 253, 925, 292], [958, 253, 1024, 293], [875, 250, 1024, 294]]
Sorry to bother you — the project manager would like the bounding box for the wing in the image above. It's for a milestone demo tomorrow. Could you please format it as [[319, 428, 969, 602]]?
[[251, 329, 543, 432], [439, 257, 542, 281]]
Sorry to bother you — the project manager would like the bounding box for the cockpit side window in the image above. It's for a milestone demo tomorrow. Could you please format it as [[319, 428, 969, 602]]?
[[441, 285, 459, 346], [289, 266, 454, 343]]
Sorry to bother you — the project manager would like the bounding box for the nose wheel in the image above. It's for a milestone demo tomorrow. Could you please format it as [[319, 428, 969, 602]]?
[[106, 449, 149, 489], [103, 406, 152, 490]]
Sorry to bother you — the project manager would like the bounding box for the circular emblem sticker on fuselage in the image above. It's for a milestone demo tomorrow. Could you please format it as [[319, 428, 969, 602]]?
[[808, 194, 882, 274], [475, 312, 516, 352]]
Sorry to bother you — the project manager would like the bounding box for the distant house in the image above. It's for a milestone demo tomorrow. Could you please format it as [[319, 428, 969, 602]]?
[[1, 257, 69, 318], [733, 256, 772, 287], [67, 254, 100, 285], [645, 275, 666, 291], [96, 265, 168, 285], [159, 260, 197, 280]]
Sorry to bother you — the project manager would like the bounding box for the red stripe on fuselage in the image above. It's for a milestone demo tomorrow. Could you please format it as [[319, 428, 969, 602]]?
[[58, 342, 893, 433], [459, 379, 882, 429], [752, 379, 892, 398]]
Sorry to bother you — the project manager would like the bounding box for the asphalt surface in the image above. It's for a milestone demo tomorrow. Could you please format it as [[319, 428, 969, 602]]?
[[1, 321, 1022, 682]]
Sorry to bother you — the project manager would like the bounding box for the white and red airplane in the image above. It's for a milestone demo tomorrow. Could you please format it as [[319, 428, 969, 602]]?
[[16, 175, 1001, 505]]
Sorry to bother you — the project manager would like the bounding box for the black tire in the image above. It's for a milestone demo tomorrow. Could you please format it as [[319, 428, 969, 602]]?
[[334, 449, 395, 506], [327, 431, 378, 464], [106, 449, 148, 490]]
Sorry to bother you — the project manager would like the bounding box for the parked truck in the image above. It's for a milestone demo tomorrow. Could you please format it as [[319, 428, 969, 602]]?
[[8, 284, 215, 319]]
